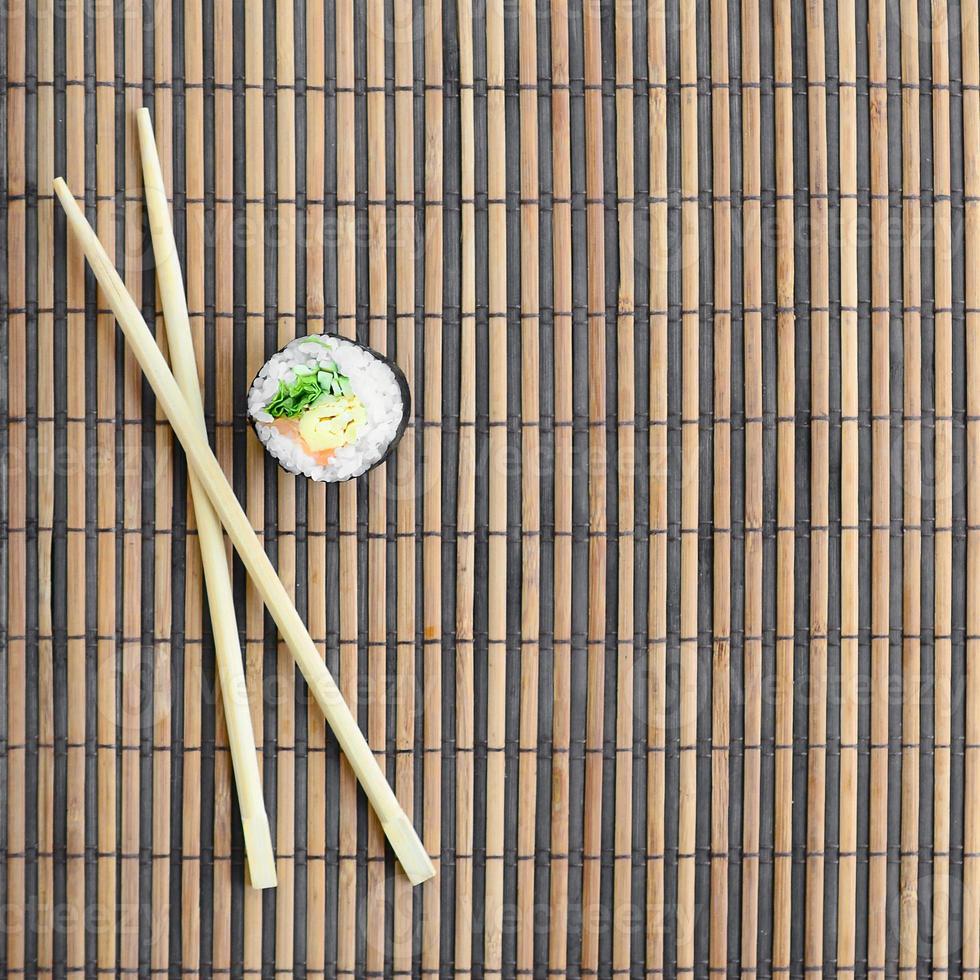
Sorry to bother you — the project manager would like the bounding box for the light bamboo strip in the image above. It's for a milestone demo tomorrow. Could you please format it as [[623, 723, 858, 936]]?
[[678, 0, 699, 969], [139, 103, 277, 903], [772, 0, 795, 967], [837, 0, 859, 967], [581, 0, 607, 969], [181, 2, 206, 964], [900, 0, 922, 969], [740, 0, 763, 968], [211, 7, 239, 967], [393, 0, 417, 969], [120, 6, 145, 967], [455, 0, 477, 968], [64, 0, 88, 971], [149, 5, 176, 974], [962, 0, 980, 970], [334, 0, 360, 971], [421, 0, 445, 969], [931, 0, 954, 968], [517, 0, 542, 971], [4, 4, 26, 970], [647, 0, 668, 970], [710, 0, 732, 967], [275, 2, 299, 970], [36, 0, 55, 969], [868, 0, 890, 967], [485, 0, 508, 969], [365, 0, 389, 971], [94, 0, 118, 966], [55, 178, 435, 887], [613, 0, 634, 970], [804, 0, 830, 964], [305, 2, 328, 971], [243, 8, 267, 972], [548, 0, 573, 969]]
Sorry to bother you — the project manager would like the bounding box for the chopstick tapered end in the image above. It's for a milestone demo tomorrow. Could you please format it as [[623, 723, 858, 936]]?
[[52, 176, 71, 206], [383, 812, 437, 886], [136, 106, 154, 146]]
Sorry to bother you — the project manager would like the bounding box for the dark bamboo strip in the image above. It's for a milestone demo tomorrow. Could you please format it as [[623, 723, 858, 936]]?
[[517, 0, 541, 972], [678, 0, 699, 970], [275, 2, 299, 969], [36, 1, 54, 970], [5, 6, 26, 970], [455, 0, 477, 968], [212, 4, 235, 965], [837, 0, 859, 967], [365, 0, 389, 971], [962, 0, 980, 971], [393, 0, 417, 969], [64, 0, 87, 971], [740, 0, 763, 969], [613, 0, 634, 970], [181, 1, 206, 966], [581, 0, 606, 969], [305, 2, 328, 971], [120, 6, 144, 966], [772, 0, 795, 968], [932, 0, 954, 968], [900, 0, 922, 969], [647, 0, 668, 971], [868, 0, 890, 967], [485, 1, 508, 970], [710, 0, 732, 968], [334, 0, 360, 970], [805, 0, 830, 964], [243, 10, 267, 973], [94, 0, 117, 967], [549, 0, 573, 969], [421, 0, 445, 969]]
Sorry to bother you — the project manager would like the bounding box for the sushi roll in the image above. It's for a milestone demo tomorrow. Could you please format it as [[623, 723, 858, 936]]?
[[247, 333, 410, 482]]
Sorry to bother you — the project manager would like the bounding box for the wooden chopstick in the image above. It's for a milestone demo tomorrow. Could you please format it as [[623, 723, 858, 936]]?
[[135, 108, 276, 890], [52, 174, 436, 888]]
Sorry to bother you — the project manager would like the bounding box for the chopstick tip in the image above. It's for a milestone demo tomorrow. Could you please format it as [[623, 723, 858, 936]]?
[[137, 106, 154, 144], [52, 177, 73, 210]]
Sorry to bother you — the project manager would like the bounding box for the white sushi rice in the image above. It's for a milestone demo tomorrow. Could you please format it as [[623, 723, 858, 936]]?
[[247, 334, 405, 482]]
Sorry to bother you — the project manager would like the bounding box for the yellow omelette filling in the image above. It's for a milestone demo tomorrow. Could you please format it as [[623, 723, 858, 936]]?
[[298, 394, 367, 452]]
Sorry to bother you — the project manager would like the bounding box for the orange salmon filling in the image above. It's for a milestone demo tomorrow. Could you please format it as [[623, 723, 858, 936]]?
[[269, 417, 335, 466]]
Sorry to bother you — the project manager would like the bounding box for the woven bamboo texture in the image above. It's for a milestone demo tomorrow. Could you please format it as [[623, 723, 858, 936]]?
[[2, 0, 979, 975]]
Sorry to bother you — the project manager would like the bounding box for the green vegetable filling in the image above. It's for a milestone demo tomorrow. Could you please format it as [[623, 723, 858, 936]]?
[[264, 361, 352, 419]]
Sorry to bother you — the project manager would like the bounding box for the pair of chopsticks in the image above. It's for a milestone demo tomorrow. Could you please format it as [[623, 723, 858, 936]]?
[[53, 109, 434, 888]]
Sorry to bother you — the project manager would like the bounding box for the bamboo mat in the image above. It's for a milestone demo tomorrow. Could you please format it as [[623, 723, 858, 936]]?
[[2, 0, 979, 975]]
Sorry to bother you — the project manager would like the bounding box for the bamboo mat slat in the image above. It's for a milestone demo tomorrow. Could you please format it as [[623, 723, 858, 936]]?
[[548, 0, 573, 971], [804, 0, 829, 966], [932, 0, 954, 970], [963, 0, 980, 974], [739, 0, 762, 970], [647, 4, 668, 973], [3, 1, 979, 975], [517, 0, 541, 973], [837, 0, 859, 967], [678, 0, 699, 969], [772, 0, 795, 969], [868, 0, 891, 969]]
